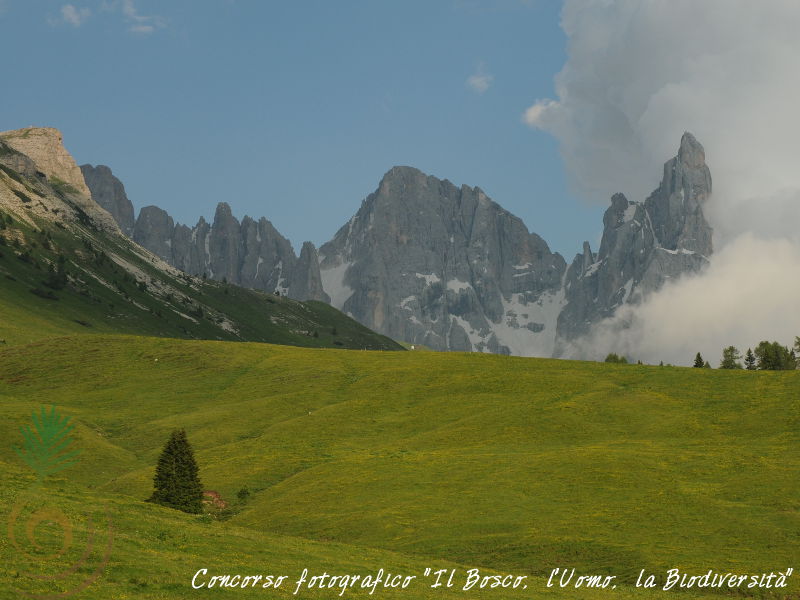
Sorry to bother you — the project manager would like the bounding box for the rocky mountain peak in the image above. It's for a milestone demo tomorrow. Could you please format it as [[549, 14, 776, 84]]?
[[678, 131, 705, 169], [80, 164, 136, 236], [0, 127, 119, 233], [214, 202, 235, 223], [555, 133, 714, 354], [319, 166, 566, 354], [0, 127, 90, 197]]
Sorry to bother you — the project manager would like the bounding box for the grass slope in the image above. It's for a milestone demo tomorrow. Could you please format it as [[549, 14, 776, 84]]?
[[0, 204, 401, 351], [1, 335, 797, 598]]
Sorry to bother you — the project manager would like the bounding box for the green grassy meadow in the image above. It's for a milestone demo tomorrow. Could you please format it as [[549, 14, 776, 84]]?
[[0, 335, 797, 598]]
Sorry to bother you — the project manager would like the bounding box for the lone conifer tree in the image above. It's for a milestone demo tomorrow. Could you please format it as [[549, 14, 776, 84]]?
[[148, 429, 203, 514], [744, 348, 756, 370], [693, 352, 704, 368]]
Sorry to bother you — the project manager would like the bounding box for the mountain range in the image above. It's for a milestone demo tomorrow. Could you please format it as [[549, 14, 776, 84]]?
[[3, 126, 712, 357], [89, 131, 711, 356]]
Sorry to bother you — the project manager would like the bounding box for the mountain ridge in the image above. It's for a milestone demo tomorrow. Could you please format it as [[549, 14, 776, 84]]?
[[79, 130, 712, 357]]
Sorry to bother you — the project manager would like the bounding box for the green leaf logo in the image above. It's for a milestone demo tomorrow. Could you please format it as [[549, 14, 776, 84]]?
[[13, 405, 81, 481]]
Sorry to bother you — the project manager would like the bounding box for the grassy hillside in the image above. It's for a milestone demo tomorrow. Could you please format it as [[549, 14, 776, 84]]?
[[0, 204, 401, 351], [1, 335, 797, 598]]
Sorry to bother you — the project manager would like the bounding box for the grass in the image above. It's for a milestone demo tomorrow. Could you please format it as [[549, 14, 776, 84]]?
[[0, 203, 401, 351], [1, 335, 797, 598]]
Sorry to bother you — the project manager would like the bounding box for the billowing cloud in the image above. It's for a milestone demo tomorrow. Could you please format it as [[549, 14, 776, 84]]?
[[570, 234, 800, 365], [527, 1, 800, 209], [530, 1, 800, 363], [466, 62, 494, 94]]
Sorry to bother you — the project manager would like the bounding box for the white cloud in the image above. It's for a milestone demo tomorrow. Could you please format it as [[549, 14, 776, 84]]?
[[61, 4, 90, 27], [48, 4, 91, 27], [466, 62, 494, 94], [527, 1, 800, 207], [109, 0, 165, 34], [532, 1, 800, 363], [570, 234, 800, 365]]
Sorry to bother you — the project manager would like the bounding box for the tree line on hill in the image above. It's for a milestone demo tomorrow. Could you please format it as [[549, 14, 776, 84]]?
[[605, 337, 800, 370]]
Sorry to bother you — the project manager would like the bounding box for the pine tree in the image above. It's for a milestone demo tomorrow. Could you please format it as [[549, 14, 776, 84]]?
[[744, 348, 756, 370], [148, 429, 203, 514], [693, 352, 704, 368], [719, 346, 743, 369]]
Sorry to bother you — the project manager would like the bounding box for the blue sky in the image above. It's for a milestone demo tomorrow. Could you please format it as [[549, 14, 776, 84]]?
[[0, 0, 606, 258]]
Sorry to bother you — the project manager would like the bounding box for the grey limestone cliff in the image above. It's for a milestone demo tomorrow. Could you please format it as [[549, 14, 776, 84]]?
[[80, 164, 136, 236], [554, 132, 713, 352], [127, 201, 328, 302], [318, 166, 567, 354]]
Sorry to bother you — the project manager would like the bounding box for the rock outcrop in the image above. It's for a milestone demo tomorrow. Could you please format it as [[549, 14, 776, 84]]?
[[555, 132, 713, 351], [80, 164, 135, 236], [0, 127, 119, 232], [318, 166, 567, 354], [130, 201, 328, 302], [291, 242, 330, 304]]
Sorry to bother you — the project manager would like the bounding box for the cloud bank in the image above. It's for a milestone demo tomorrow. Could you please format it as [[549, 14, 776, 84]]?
[[528, 0, 800, 364]]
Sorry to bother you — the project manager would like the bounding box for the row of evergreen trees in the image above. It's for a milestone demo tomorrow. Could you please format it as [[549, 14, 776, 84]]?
[[694, 337, 800, 370], [605, 337, 800, 369]]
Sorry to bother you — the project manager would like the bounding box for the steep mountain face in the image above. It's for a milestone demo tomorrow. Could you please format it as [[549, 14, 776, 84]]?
[[0, 127, 119, 232], [318, 166, 567, 354], [80, 164, 135, 236], [81, 165, 331, 303], [555, 132, 713, 352]]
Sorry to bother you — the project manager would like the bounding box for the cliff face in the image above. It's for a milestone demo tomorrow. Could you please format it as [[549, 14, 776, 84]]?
[[318, 166, 567, 354], [124, 199, 329, 302], [0, 127, 119, 233], [555, 133, 713, 352], [80, 164, 135, 236]]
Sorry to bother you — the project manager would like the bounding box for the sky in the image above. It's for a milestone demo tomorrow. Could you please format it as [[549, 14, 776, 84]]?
[[0, 0, 606, 259]]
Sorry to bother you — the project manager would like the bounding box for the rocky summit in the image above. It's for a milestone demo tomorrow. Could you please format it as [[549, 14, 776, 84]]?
[[555, 132, 713, 353], [75, 167, 331, 304], [318, 166, 566, 354], [90, 132, 713, 357], [80, 164, 136, 236], [1, 127, 120, 233]]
